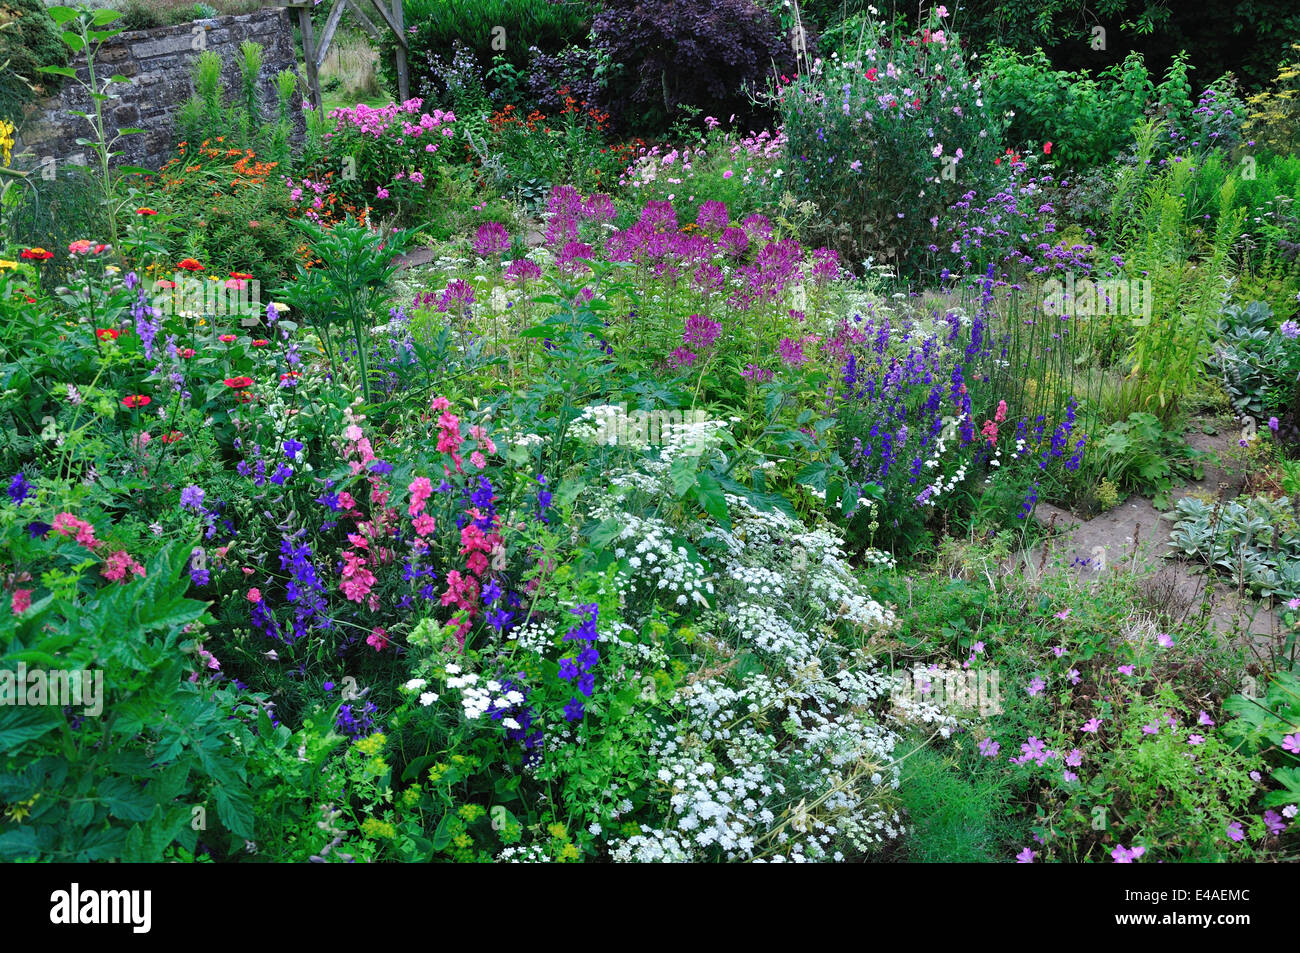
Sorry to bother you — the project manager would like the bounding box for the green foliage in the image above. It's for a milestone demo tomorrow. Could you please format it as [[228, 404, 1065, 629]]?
[[381, 0, 592, 107], [0, 0, 68, 123], [780, 10, 1005, 272], [1093, 412, 1202, 504], [0, 532, 256, 861], [1165, 494, 1300, 602]]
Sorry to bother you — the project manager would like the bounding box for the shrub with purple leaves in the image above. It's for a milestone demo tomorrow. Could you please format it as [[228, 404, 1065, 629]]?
[[593, 0, 796, 133]]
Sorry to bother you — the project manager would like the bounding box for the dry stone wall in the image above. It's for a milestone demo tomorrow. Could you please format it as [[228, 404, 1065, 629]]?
[[13, 7, 303, 173]]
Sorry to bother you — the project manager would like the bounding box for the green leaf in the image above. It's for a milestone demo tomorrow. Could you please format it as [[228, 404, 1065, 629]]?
[[214, 783, 255, 839], [668, 455, 697, 497], [0, 826, 40, 861], [430, 812, 456, 851], [91, 8, 122, 24], [47, 5, 79, 24], [0, 705, 62, 752], [99, 776, 155, 822], [61, 30, 86, 52], [693, 472, 729, 524], [37, 66, 78, 77]]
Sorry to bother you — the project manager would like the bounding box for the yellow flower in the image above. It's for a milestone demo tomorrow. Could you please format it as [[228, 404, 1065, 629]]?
[[0, 259, 17, 271], [4, 793, 39, 822], [361, 818, 396, 839], [547, 822, 568, 840], [0, 118, 15, 168], [354, 732, 387, 756], [559, 843, 580, 862], [458, 803, 486, 822], [453, 833, 472, 849]]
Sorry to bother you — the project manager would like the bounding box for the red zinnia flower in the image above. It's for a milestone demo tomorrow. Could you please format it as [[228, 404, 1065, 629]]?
[[223, 376, 254, 389], [219, 334, 236, 343], [96, 328, 120, 340], [122, 394, 151, 408], [136, 208, 159, 216], [21, 247, 54, 261], [229, 271, 253, 279], [251, 339, 269, 347], [1043, 141, 1053, 155], [177, 258, 204, 271]]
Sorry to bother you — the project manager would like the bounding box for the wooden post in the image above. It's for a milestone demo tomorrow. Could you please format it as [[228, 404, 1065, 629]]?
[[315, 0, 348, 73], [343, 0, 382, 40], [294, 4, 323, 111], [391, 0, 409, 102]]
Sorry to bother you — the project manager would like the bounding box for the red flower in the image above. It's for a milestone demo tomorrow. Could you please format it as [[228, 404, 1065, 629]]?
[[1043, 141, 1053, 155], [218, 334, 236, 343], [223, 376, 254, 389], [177, 258, 204, 271], [20, 248, 53, 261], [251, 339, 269, 347], [155, 279, 177, 289], [179, 348, 195, 358], [160, 431, 183, 443], [122, 394, 151, 408], [229, 271, 253, 280], [136, 208, 159, 216], [96, 328, 120, 341]]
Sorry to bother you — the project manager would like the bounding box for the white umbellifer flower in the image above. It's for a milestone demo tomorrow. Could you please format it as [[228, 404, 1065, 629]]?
[[502, 717, 520, 731], [419, 692, 438, 706], [444, 663, 461, 674], [404, 678, 428, 691]]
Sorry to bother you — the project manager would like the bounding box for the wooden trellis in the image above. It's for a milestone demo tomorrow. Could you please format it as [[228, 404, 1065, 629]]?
[[286, 0, 409, 111]]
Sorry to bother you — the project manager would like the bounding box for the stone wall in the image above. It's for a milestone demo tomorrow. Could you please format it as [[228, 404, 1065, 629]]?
[[14, 8, 303, 173]]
